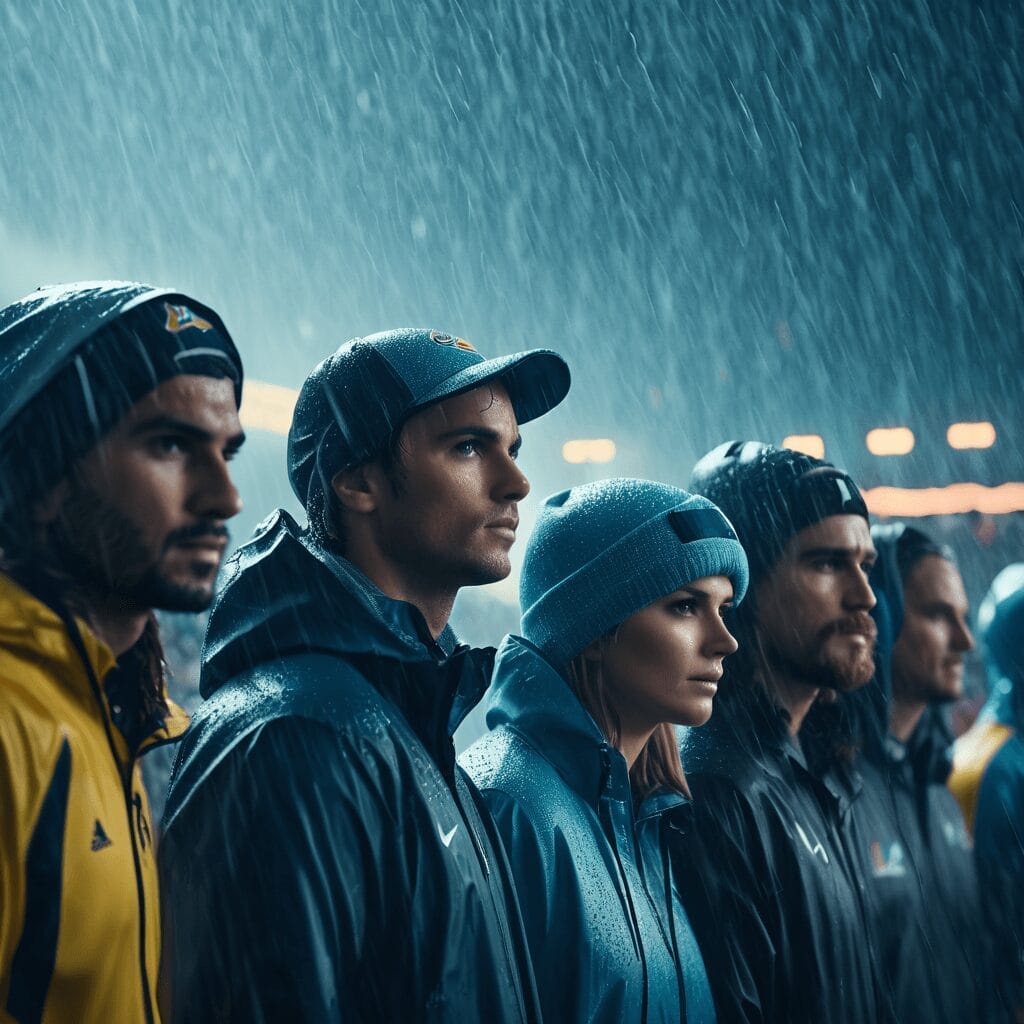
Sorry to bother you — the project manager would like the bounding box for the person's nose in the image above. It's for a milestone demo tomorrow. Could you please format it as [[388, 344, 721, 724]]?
[[190, 452, 243, 521]]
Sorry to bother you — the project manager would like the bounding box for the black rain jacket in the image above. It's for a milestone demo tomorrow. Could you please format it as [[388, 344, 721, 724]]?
[[159, 509, 540, 1023], [676, 684, 885, 1024], [847, 533, 991, 1022]]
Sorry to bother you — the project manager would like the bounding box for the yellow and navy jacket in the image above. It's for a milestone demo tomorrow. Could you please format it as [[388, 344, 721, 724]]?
[[0, 573, 188, 1024]]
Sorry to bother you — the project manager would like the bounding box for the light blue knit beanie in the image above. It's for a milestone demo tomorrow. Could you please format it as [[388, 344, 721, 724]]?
[[520, 478, 750, 668]]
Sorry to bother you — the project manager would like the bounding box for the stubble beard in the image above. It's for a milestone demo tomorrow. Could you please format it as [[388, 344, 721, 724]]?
[[50, 481, 218, 614]]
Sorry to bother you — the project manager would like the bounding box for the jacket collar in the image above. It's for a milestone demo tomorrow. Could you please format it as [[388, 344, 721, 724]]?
[[0, 571, 188, 757], [200, 509, 487, 738]]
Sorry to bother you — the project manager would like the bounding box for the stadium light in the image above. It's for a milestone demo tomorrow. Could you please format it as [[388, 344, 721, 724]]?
[[562, 439, 617, 464], [865, 483, 1024, 517], [947, 421, 996, 450], [239, 380, 299, 436], [782, 434, 825, 459], [866, 427, 915, 456]]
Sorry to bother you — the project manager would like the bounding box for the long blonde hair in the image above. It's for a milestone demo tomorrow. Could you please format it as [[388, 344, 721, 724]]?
[[565, 642, 690, 802]]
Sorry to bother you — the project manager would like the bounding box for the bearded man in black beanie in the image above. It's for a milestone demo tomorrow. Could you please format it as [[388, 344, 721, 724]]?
[[675, 441, 886, 1024], [0, 282, 245, 1024]]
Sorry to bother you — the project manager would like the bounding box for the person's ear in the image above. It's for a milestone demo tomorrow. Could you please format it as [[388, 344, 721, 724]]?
[[581, 637, 606, 665], [331, 462, 386, 515], [31, 479, 71, 526]]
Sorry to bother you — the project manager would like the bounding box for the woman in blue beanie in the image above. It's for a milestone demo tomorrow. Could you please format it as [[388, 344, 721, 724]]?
[[461, 478, 748, 1024]]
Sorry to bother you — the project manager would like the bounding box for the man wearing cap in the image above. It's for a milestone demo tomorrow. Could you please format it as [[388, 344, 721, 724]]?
[[159, 328, 570, 1022], [0, 282, 245, 1024], [676, 441, 884, 1024], [851, 524, 988, 1023]]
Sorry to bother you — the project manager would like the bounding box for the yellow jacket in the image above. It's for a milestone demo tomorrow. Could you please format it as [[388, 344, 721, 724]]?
[[0, 573, 188, 1024]]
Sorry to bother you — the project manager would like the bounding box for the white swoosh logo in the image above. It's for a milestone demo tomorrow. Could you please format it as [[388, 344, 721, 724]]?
[[794, 820, 830, 864], [438, 823, 458, 848]]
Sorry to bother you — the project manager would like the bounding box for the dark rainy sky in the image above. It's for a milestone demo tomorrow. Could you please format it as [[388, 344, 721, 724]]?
[[1, 0, 1021, 503]]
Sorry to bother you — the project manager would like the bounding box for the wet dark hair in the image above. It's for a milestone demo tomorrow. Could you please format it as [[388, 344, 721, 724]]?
[[565, 638, 690, 802]]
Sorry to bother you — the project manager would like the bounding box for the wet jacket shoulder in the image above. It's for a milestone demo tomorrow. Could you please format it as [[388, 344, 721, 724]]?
[[0, 572, 187, 1024], [159, 510, 538, 1024], [969, 696, 1024, 1017], [461, 636, 713, 1024], [676, 684, 882, 1024]]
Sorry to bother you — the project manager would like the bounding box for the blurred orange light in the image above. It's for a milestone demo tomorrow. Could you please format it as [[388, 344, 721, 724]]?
[[947, 421, 996, 450], [866, 427, 915, 456], [782, 434, 825, 459], [864, 483, 1024, 517], [562, 439, 617, 464], [240, 380, 299, 436]]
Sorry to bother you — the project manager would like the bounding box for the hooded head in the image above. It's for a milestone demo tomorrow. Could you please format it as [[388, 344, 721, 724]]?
[[977, 564, 1024, 726], [0, 281, 243, 550]]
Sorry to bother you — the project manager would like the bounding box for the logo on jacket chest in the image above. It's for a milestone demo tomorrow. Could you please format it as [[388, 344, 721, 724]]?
[[869, 839, 908, 878], [793, 820, 830, 864]]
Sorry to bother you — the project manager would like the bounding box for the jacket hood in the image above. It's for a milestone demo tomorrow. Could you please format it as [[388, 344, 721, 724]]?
[[485, 635, 616, 806], [865, 523, 955, 782], [484, 635, 688, 817], [977, 563, 1024, 730], [200, 508, 459, 698]]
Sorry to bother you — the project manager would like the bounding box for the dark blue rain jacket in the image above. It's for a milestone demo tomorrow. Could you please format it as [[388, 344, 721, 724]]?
[[676, 684, 885, 1024], [159, 509, 540, 1023], [846, 531, 991, 1022], [961, 679, 1024, 1018], [461, 636, 715, 1024]]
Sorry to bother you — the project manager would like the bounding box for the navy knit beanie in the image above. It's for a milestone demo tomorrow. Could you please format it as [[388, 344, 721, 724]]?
[[520, 478, 749, 668], [690, 441, 868, 584]]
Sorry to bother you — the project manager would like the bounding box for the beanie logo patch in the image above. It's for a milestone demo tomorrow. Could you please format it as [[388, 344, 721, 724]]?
[[164, 302, 213, 334], [430, 329, 476, 352], [668, 507, 738, 545]]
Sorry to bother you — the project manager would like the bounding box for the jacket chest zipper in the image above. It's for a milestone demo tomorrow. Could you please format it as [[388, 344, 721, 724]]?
[[598, 748, 650, 1023]]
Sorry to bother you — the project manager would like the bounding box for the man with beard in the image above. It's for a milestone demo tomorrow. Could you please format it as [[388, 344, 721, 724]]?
[[676, 440, 884, 1024], [851, 524, 988, 1023], [159, 329, 570, 1022], [0, 282, 244, 1024]]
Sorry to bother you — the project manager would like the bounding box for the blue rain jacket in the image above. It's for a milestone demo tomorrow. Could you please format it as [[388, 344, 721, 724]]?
[[461, 635, 715, 1024], [159, 509, 540, 1023]]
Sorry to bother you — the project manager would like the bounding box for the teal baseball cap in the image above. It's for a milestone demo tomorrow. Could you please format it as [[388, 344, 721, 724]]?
[[287, 327, 571, 509]]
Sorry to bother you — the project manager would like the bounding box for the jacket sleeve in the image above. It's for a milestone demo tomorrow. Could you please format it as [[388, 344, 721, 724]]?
[[672, 775, 781, 1024], [973, 747, 1024, 1020], [159, 715, 385, 1023]]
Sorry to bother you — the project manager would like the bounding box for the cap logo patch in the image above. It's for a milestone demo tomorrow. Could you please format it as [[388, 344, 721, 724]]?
[[430, 329, 476, 352], [164, 302, 213, 333]]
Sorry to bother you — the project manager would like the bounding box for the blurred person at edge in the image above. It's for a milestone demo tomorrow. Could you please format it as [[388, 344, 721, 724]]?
[[676, 441, 886, 1024], [0, 282, 245, 1024], [950, 564, 1024, 1022], [462, 479, 749, 1023], [849, 524, 989, 1023], [158, 328, 570, 1022]]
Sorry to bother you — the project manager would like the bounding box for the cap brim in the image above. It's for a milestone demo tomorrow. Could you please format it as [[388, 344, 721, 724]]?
[[412, 349, 571, 425]]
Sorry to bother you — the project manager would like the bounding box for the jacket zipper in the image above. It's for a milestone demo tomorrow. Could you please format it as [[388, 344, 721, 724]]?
[[598, 746, 650, 1022], [65, 617, 157, 1024]]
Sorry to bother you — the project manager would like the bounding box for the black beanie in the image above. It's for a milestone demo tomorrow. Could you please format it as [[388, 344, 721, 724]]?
[[0, 296, 242, 532], [690, 440, 869, 584]]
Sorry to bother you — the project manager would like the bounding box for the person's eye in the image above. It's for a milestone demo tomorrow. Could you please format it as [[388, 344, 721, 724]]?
[[150, 435, 186, 456], [719, 603, 735, 618], [453, 440, 481, 457], [224, 445, 243, 463], [671, 599, 699, 616], [815, 558, 842, 572]]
